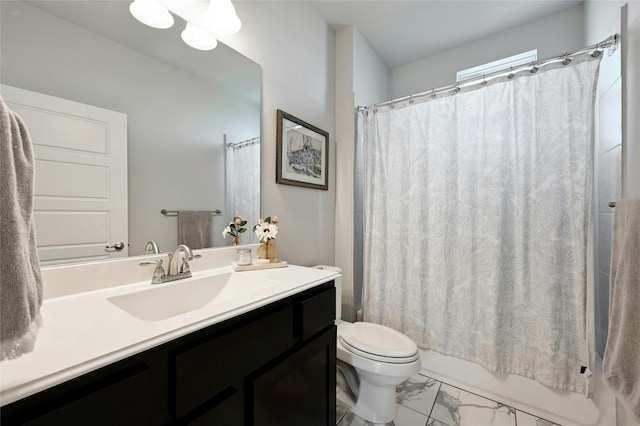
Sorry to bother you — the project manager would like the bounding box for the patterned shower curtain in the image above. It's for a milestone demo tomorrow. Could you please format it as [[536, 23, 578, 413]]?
[[226, 138, 260, 244], [362, 55, 601, 395]]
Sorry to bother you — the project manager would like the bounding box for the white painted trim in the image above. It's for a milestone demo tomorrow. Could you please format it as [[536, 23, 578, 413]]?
[[457, 49, 538, 82]]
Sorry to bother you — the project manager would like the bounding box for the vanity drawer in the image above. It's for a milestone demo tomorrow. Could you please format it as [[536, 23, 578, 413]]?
[[173, 304, 294, 418], [298, 284, 335, 341]]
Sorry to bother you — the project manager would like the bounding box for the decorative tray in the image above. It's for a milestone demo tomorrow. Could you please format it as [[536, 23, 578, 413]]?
[[231, 260, 288, 272]]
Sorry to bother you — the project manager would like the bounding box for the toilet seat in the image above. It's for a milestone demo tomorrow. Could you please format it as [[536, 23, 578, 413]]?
[[339, 322, 419, 364]]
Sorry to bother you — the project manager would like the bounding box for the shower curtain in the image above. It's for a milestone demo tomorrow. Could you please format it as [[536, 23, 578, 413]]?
[[362, 55, 601, 395], [225, 138, 260, 244]]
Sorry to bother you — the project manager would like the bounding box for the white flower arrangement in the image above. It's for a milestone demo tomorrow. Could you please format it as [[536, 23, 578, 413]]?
[[222, 216, 248, 240], [253, 216, 279, 243]]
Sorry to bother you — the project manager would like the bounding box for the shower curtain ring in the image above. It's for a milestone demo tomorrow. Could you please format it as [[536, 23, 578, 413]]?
[[562, 53, 571, 65], [431, 89, 436, 99]]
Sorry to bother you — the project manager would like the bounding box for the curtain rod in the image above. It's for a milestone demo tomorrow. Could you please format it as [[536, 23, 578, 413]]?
[[227, 136, 260, 149], [357, 34, 618, 112]]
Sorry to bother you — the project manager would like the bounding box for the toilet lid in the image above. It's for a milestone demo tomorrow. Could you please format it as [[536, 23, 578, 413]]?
[[339, 322, 418, 362]]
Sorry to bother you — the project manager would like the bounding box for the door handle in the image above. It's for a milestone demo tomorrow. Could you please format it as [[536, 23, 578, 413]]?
[[105, 242, 126, 251]]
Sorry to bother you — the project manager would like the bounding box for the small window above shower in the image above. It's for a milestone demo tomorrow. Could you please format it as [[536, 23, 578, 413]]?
[[456, 49, 538, 82]]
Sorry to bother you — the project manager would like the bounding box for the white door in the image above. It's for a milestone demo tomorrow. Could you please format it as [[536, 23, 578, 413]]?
[[1, 85, 128, 265]]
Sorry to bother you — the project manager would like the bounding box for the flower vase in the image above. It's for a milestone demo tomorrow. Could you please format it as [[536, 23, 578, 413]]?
[[257, 239, 277, 262], [232, 236, 240, 246]]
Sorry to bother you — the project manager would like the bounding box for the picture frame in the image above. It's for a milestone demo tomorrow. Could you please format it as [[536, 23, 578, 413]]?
[[276, 109, 329, 190]]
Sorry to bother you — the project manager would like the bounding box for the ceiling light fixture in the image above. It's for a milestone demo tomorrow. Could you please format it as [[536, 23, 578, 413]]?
[[129, 0, 241, 51], [204, 0, 241, 35], [181, 22, 218, 50], [129, 0, 174, 29]]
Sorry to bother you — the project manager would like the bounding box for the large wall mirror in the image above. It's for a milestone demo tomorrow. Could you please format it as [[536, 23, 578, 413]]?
[[1, 0, 261, 265]]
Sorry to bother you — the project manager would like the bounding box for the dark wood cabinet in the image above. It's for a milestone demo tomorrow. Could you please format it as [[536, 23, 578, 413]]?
[[21, 362, 154, 426], [1, 281, 336, 426], [252, 327, 336, 426], [173, 304, 294, 418]]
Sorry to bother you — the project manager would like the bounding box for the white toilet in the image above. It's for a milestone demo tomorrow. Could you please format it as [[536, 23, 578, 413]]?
[[314, 265, 422, 424]]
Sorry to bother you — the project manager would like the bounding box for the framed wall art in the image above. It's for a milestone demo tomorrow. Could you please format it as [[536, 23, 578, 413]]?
[[276, 109, 329, 190]]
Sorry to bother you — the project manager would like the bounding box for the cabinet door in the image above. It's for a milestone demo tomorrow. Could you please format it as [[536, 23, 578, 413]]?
[[251, 326, 336, 426], [16, 363, 152, 426], [173, 304, 293, 418], [183, 386, 243, 426]]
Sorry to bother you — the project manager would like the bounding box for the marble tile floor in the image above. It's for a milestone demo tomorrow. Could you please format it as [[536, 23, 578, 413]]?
[[336, 373, 561, 426]]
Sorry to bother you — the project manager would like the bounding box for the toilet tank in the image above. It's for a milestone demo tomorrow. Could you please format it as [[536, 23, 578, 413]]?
[[313, 265, 342, 321]]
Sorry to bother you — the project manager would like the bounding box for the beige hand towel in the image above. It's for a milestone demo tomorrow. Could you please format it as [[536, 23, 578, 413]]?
[[0, 96, 43, 361], [178, 211, 212, 250], [603, 198, 640, 422]]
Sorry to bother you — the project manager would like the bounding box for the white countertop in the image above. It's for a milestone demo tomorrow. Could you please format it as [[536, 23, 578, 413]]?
[[0, 264, 339, 406]]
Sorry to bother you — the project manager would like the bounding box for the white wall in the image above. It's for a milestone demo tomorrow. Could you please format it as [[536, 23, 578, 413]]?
[[353, 29, 391, 107], [333, 26, 390, 320], [217, 2, 336, 266], [0, 2, 259, 256], [334, 26, 357, 320], [352, 28, 391, 320], [391, 4, 585, 98]]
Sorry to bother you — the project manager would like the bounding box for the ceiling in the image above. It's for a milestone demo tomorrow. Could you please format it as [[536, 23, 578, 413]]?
[[310, 0, 583, 68], [24, 0, 583, 81]]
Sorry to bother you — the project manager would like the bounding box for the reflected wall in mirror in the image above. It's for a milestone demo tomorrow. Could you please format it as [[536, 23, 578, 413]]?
[[0, 0, 261, 265]]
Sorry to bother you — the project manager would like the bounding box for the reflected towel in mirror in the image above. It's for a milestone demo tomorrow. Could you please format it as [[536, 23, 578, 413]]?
[[178, 211, 212, 250]]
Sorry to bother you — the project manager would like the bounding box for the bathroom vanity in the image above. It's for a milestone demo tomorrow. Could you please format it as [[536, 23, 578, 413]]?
[[0, 258, 338, 426]]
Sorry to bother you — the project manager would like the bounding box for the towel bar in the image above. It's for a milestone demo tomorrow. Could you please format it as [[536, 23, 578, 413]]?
[[161, 209, 222, 216]]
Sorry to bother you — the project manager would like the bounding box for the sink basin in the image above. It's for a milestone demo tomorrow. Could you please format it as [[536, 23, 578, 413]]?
[[108, 273, 245, 321]]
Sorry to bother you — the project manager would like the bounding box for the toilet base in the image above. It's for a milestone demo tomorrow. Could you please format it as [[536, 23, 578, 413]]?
[[351, 372, 400, 424]]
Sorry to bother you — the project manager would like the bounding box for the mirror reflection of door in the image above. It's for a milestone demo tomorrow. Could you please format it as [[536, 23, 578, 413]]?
[[2, 85, 128, 265]]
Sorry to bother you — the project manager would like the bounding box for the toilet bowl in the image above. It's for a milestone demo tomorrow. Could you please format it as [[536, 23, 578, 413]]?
[[313, 265, 422, 424], [337, 321, 421, 423]]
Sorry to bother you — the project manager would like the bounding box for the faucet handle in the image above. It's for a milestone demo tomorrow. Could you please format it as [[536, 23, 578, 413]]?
[[180, 257, 190, 274], [179, 254, 202, 274], [140, 259, 166, 283], [179, 254, 201, 273]]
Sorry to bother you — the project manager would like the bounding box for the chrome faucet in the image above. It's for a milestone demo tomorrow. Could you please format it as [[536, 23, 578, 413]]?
[[139, 244, 199, 284], [167, 244, 195, 277], [144, 240, 160, 254]]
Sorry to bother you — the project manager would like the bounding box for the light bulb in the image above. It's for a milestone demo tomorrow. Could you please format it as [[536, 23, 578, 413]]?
[[181, 22, 218, 50], [129, 0, 174, 29], [204, 0, 241, 35]]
